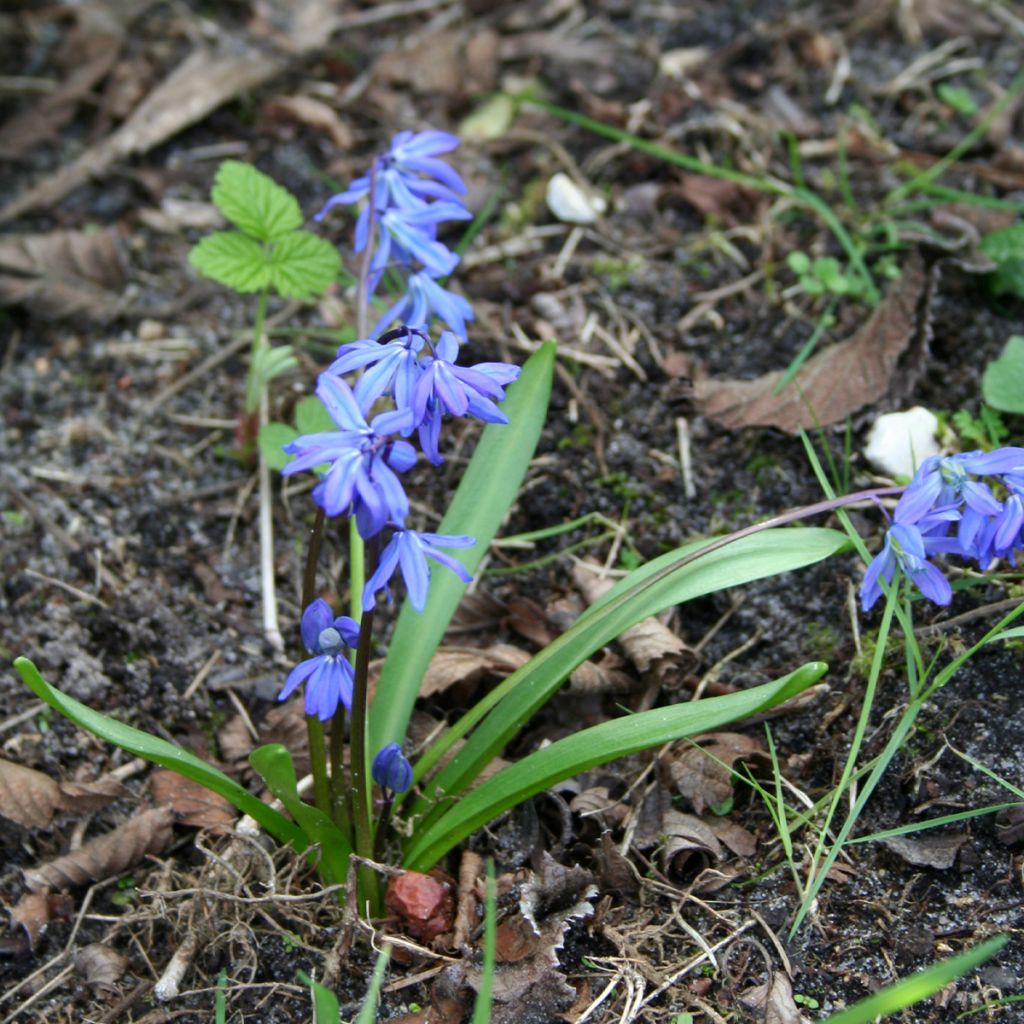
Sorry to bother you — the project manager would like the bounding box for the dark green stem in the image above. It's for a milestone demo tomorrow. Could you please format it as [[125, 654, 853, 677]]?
[[301, 509, 331, 817], [349, 604, 379, 915], [329, 705, 352, 839], [373, 795, 394, 862], [245, 287, 270, 414]]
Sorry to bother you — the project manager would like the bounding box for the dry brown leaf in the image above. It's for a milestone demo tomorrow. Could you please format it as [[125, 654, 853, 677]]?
[[150, 769, 235, 833], [708, 817, 757, 858], [881, 832, 965, 869], [420, 645, 530, 699], [262, 94, 353, 148], [660, 809, 723, 873], [678, 175, 758, 225], [0, 229, 127, 323], [506, 596, 557, 647], [568, 650, 633, 694], [58, 774, 132, 812], [595, 830, 639, 894], [0, 0, 345, 226], [694, 254, 928, 433], [0, 758, 64, 828], [24, 806, 175, 891], [666, 733, 766, 814], [573, 562, 698, 685], [0, 3, 128, 159], [9, 890, 74, 948], [373, 29, 499, 100], [740, 973, 812, 1024], [569, 786, 630, 827], [75, 943, 128, 992], [218, 714, 256, 764]]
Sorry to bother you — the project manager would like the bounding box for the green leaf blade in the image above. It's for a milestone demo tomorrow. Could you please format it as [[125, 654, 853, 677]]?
[[267, 232, 341, 300], [368, 342, 556, 753], [189, 231, 271, 293], [212, 160, 303, 241], [982, 335, 1024, 413], [259, 422, 299, 471], [14, 657, 305, 848], [403, 662, 827, 870]]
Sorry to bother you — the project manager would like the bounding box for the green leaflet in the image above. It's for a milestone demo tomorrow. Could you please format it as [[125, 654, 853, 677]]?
[[14, 657, 304, 848], [403, 662, 827, 869], [212, 160, 303, 241], [368, 341, 555, 753]]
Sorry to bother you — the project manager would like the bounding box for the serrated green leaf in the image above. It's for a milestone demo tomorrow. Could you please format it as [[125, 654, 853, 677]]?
[[189, 231, 270, 293], [295, 395, 337, 435], [982, 335, 1024, 413], [981, 222, 1024, 298], [259, 422, 299, 471], [212, 161, 303, 241], [267, 231, 341, 300]]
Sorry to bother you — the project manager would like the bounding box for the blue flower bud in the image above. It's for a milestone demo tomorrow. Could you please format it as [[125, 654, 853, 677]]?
[[372, 743, 413, 794]]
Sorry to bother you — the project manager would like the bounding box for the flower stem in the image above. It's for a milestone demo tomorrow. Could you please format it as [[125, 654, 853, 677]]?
[[329, 705, 352, 838], [301, 509, 331, 817], [350, 604, 379, 915]]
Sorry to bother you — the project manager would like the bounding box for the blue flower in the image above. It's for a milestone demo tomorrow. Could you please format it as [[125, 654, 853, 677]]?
[[860, 510, 960, 611], [372, 203, 470, 278], [280, 374, 416, 536], [278, 599, 360, 720], [373, 271, 474, 340], [895, 450, 1024, 524], [362, 528, 475, 612], [412, 332, 520, 426], [314, 130, 466, 222], [372, 742, 414, 794], [329, 326, 428, 413]]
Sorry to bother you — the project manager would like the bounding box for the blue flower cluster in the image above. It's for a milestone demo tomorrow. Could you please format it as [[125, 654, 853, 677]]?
[[280, 130, 520, 720], [861, 448, 1024, 611]]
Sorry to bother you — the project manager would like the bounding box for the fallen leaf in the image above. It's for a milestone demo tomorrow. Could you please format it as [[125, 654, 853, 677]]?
[[660, 809, 724, 872], [373, 29, 499, 101], [665, 733, 766, 814], [0, 758, 64, 828], [261, 94, 353, 149], [677, 175, 758, 225], [9, 891, 74, 948], [0, 229, 127, 323], [24, 806, 175, 891], [420, 645, 530, 699], [881, 832, 966, 869], [694, 254, 928, 433], [708, 817, 758, 858], [217, 714, 256, 764], [739, 973, 812, 1024], [74, 943, 128, 992], [568, 650, 633, 695], [595, 831, 639, 894], [150, 769, 235, 833]]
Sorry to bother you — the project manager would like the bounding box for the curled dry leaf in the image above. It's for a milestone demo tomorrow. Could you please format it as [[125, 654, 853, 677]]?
[[569, 785, 630, 827], [568, 649, 633, 695], [261, 94, 353, 148], [0, 758, 129, 829], [573, 561, 698, 686], [0, 229, 127, 324], [420, 644, 530, 699], [150, 769, 235, 833], [75, 943, 128, 993], [659, 809, 724, 873], [739, 972, 812, 1024], [665, 733, 767, 815], [694, 254, 928, 433], [9, 891, 74, 949], [24, 806, 175, 892]]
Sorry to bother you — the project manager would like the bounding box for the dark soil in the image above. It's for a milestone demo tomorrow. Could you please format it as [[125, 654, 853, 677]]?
[[2, 1, 1024, 1022]]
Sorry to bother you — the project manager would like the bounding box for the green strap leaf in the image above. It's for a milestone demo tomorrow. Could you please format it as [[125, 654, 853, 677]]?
[[404, 662, 827, 869], [14, 657, 305, 848], [412, 526, 848, 814], [249, 745, 352, 885], [212, 160, 303, 241], [368, 341, 556, 753]]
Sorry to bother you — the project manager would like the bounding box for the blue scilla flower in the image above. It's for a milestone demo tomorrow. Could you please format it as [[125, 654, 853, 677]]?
[[362, 528, 475, 612], [372, 742, 414, 794], [895, 449, 1024, 525], [314, 130, 466, 223], [412, 331, 520, 427], [373, 270, 474, 340], [329, 326, 428, 414], [281, 374, 416, 537], [371, 203, 471, 279], [279, 599, 360, 720], [860, 509, 960, 612]]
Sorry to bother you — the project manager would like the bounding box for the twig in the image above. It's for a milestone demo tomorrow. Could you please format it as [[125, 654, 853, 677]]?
[[22, 567, 109, 608]]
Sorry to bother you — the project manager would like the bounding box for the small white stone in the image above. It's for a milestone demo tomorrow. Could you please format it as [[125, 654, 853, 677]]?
[[546, 172, 606, 225], [863, 407, 940, 478]]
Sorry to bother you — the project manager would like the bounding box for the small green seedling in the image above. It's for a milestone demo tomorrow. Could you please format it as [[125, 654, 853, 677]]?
[[982, 335, 1024, 414], [787, 251, 868, 299], [980, 222, 1024, 301], [189, 161, 341, 414]]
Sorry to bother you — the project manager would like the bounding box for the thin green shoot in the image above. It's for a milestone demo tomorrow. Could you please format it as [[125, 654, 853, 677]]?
[[909, 184, 1024, 213], [848, 802, 1024, 844], [354, 944, 392, 1024], [887, 65, 1024, 203], [298, 969, 342, 1024], [958, 993, 1024, 1019], [472, 861, 497, 1024], [215, 970, 227, 1024], [785, 131, 806, 191], [947, 744, 1024, 801], [774, 298, 838, 394], [456, 188, 503, 257], [837, 122, 856, 212]]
